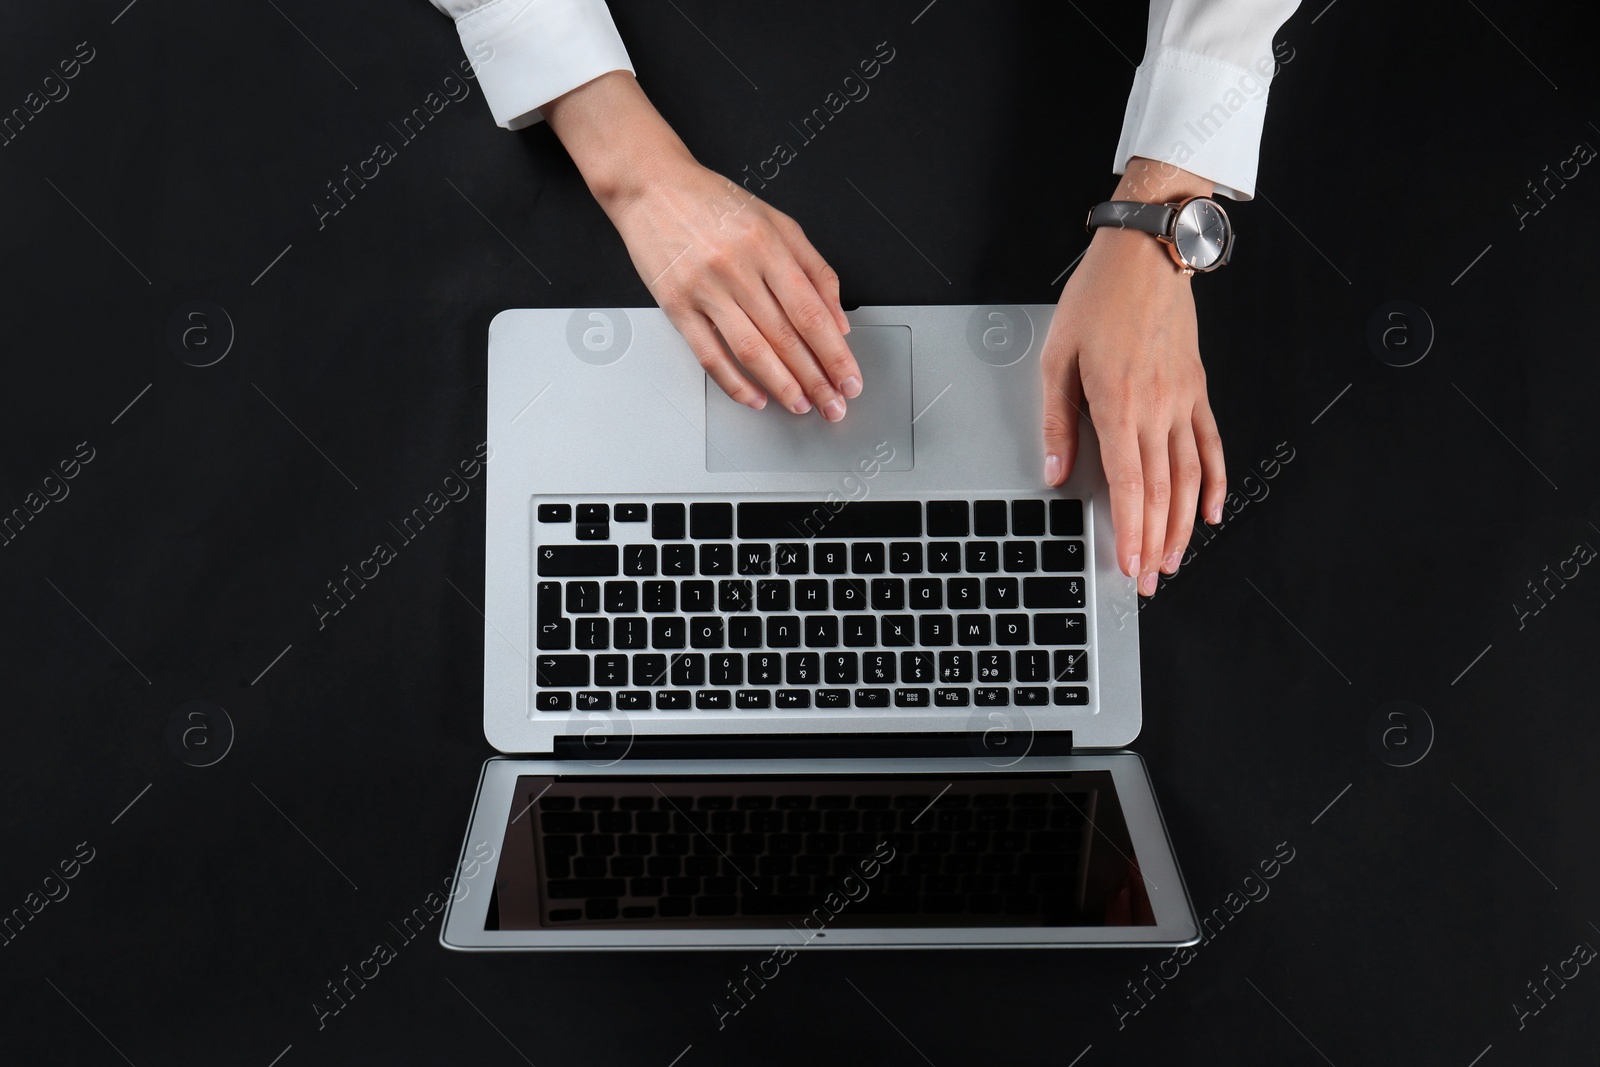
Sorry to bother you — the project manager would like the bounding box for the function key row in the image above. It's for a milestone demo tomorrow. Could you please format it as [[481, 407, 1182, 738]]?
[[537, 540, 1084, 577], [536, 499, 1084, 541], [534, 685, 1091, 712]]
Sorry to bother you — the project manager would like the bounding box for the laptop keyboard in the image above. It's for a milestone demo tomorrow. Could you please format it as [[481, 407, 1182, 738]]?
[[531, 496, 1091, 713], [529, 778, 1094, 924]]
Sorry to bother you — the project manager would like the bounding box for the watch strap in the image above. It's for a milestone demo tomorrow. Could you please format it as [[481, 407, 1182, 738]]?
[[1085, 200, 1176, 237]]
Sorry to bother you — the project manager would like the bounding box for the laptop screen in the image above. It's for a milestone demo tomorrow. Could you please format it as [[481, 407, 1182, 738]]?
[[487, 772, 1153, 931]]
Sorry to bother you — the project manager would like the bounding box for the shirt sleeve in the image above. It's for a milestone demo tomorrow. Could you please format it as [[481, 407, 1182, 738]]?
[[1113, 0, 1302, 200], [429, 0, 635, 130]]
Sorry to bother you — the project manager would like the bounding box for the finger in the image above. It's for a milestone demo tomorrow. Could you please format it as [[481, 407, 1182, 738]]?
[[709, 303, 810, 414], [768, 262, 861, 402], [672, 308, 766, 409], [774, 214, 851, 340], [734, 277, 847, 421], [1192, 394, 1227, 525], [1041, 348, 1082, 488], [1162, 423, 1202, 574], [1098, 418, 1145, 581], [1137, 423, 1171, 597]]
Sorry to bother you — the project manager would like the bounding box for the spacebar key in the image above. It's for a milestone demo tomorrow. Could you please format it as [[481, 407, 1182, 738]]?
[[546, 878, 626, 899], [738, 501, 922, 538], [537, 545, 619, 576]]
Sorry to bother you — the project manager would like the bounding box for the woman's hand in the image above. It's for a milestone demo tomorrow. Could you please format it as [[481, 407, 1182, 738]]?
[[544, 72, 860, 419], [1041, 159, 1228, 596]]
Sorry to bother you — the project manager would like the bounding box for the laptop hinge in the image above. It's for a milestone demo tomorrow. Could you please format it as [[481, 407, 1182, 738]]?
[[551, 731, 1075, 761]]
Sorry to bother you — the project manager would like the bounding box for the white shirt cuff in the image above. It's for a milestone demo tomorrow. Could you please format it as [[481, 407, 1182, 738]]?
[[1113, 45, 1279, 201], [451, 0, 635, 130]]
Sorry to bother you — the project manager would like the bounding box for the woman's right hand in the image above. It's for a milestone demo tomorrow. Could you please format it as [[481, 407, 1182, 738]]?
[[544, 72, 860, 419]]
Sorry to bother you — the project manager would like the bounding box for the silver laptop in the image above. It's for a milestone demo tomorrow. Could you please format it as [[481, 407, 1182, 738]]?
[[439, 305, 1200, 949]]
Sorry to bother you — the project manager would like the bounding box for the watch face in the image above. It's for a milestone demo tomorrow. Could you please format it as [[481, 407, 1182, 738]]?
[[1173, 198, 1229, 270]]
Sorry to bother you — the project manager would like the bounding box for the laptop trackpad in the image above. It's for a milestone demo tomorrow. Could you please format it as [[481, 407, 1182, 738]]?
[[705, 325, 913, 473]]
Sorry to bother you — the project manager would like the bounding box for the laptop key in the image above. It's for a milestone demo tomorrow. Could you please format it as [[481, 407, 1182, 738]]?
[[736, 688, 771, 709], [1041, 540, 1085, 572], [1053, 649, 1089, 682], [824, 652, 857, 684], [604, 580, 638, 613], [842, 615, 877, 646], [939, 650, 972, 682], [689, 617, 724, 648], [1024, 577, 1086, 608], [738, 544, 772, 574], [537, 503, 571, 523], [776, 689, 811, 708], [974, 500, 1007, 536], [566, 582, 599, 613], [1015, 650, 1050, 682], [547, 879, 624, 899], [852, 542, 885, 573], [882, 615, 915, 646], [1053, 686, 1090, 705], [616, 690, 651, 710], [538, 544, 617, 576], [1010, 499, 1045, 536], [985, 577, 1019, 608], [729, 617, 763, 647], [536, 655, 589, 687], [1004, 541, 1038, 573], [1049, 498, 1084, 536], [615, 503, 647, 522], [614, 617, 647, 649], [576, 523, 608, 541], [934, 687, 969, 707], [775, 543, 808, 574], [871, 578, 905, 610], [670, 654, 706, 687], [681, 581, 713, 612], [978, 651, 1010, 682], [690, 502, 733, 539], [1014, 686, 1049, 706], [894, 687, 931, 707], [651, 617, 686, 648], [699, 543, 733, 575], [655, 690, 691, 709], [594, 655, 628, 686], [661, 544, 695, 576], [710, 653, 742, 686], [632, 654, 668, 686], [965, 541, 999, 573], [576, 691, 611, 710], [975, 687, 1008, 706], [815, 688, 850, 708], [748, 653, 781, 685], [651, 503, 686, 540], [926, 500, 969, 537], [855, 688, 890, 708], [694, 690, 731, 710], [814, 543, 847, 573], [642, 581, 675, 612], [928, 542, 961, 572], [1033, 613, 1088, 645], [535, 691, 572, 711], [996, 614, 1029, 645], [890, 542, 923, 573]]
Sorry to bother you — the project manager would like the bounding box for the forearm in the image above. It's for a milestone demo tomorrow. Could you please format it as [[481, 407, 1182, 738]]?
[[541, 70, 693, 211]]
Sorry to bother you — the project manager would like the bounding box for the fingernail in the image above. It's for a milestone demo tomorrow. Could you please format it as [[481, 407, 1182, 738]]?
[[745, 394, 767, 410], [792, 397, 811, 414], [1208, 502, 1222, 523], [1140, 571, 1158, 596], [823, 398, 846, 422], [1044, 453, 1062, 485], [1162, 549, 1182, 573], [1127, 553, 1140, 579], [840, 375, 862, 399]]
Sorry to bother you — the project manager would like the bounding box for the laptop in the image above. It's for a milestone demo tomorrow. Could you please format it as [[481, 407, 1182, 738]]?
[[439, 305, 1200, 949]]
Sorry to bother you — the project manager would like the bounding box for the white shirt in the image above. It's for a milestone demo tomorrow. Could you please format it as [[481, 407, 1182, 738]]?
[[429, 0, 1299, 200]]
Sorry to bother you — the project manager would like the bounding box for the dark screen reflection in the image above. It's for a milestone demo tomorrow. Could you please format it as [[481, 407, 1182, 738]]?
[[491, 773, 1153, 930]]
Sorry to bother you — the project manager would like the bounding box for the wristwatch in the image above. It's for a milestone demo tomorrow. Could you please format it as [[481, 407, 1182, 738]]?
[[1085, 196, 1234, 275]]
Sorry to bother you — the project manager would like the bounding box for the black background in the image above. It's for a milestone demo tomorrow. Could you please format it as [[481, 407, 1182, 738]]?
[[3, 1, 1598, 1063]]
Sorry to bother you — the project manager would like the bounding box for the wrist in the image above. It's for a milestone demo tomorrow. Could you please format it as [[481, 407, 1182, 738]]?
[[1113, 157, 1215, 206], [543, 71, 695, 209]]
